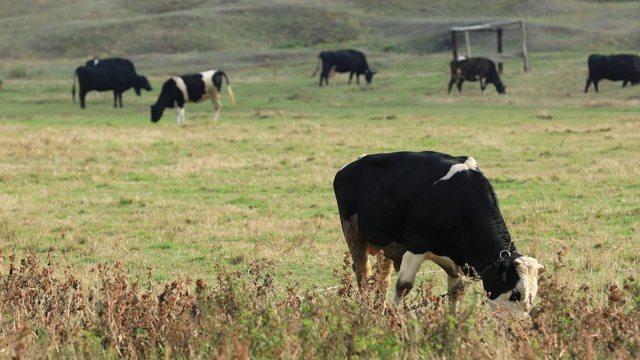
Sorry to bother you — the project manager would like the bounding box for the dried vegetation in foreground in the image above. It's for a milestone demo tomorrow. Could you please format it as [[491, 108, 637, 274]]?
[[1, 248, 638, 359]]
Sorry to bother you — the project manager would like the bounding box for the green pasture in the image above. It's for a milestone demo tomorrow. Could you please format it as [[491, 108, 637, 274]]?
[[0, 50, 639, 307]]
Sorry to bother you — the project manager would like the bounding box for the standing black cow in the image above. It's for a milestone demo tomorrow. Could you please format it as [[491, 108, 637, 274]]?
[[584, 54, 640, 93], [311, 49, 377, 87], [448, 57, 506, 94], [150, 70, 236, 124], [72, 65, 152, 109], [333, 151, 544, 316], [86, 57, 137, 74]]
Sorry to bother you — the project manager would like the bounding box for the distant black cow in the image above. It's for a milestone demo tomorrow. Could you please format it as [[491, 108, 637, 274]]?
[[311, 49, 377, 87], [584, 54, 640, 93], [72, 65, 152, 108], [150, 70, 236, 124], [333, 151, 544, 316], [86, 57, 137, 74], [448, 57, 506, 94]]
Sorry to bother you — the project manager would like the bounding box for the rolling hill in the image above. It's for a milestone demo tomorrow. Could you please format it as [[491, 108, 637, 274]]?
[[1, 0, 640, 61]]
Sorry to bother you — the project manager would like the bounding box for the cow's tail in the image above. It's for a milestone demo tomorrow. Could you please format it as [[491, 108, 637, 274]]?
[[219, 71, 236, 106], [311, 55, 321, 77], [72, 70, 76, 102]]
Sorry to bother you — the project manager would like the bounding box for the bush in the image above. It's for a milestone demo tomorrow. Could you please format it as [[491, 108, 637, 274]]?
[[7, 66, 27, 79], [0, 248, 638, 358]]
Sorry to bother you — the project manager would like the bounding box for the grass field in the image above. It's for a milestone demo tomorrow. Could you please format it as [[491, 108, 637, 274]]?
[[1, 8, 640, 354]]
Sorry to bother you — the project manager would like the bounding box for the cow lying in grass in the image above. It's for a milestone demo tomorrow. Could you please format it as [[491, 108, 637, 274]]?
[[333, 151, 545, 317], [150, 70, 236, 124]]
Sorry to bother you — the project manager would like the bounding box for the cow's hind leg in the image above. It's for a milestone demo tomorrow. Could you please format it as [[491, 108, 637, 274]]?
[[447, 78, 456, 94], [320, 71, 329, 87], [373, 253, 393, 305], [211, 90, 221, 122], [340, 215, 371, 292], [79, 90, 88, 109]]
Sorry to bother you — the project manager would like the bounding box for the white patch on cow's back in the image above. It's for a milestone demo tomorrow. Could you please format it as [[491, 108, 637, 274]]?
[[172, 76, 189, 103], [339, 154, 367, 172], [433, 157, 478, 185]]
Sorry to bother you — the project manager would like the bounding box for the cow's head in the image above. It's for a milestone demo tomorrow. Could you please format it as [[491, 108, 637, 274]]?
[[135, 76, 152, 96], [150, 104, 164, 123], [482, 255, 545, 318], [495, 81, 506, 94], [365, 69, 377, 85]]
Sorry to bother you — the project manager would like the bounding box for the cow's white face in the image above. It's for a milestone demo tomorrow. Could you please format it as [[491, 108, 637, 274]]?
[[489, 256, 545, 318]]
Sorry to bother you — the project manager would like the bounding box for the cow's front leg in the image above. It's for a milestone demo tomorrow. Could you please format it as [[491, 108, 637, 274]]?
[[425, 252, 464, 310], [446, 274, 464, 311], [392, 251, 427, 306], [115, 91, 123, 108], [176, 107, 185, 124]]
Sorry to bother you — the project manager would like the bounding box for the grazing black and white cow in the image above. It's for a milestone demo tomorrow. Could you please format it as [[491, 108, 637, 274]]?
[[584, 54, 640, 93], [333, 151, 544, 316], [448, 57, 506, 94], [72, 65, 152, 108], [311, 49, 377, 87], [150, 70, 236, 124]]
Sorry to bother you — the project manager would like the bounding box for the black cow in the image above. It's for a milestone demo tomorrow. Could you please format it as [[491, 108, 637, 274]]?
[[448, 57, 506, 94], [311, 49, 376, 87], [86, 57, 137, 74], [72, 65, 152, 108], [150, 70, 236, 124], [584, 54, 640, 93], [333, 151, 544, 316]]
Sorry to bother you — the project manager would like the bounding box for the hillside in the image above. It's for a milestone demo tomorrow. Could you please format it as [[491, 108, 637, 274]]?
[[1, 0, 640, 61]]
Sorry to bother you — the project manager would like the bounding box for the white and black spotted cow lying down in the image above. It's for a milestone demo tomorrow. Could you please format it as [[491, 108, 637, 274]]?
[[150, 70, 236, 124], [333, 151, 545, 317]]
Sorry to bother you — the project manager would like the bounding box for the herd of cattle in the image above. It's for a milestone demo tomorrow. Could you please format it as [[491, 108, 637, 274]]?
[[71, 50, 640, 124], [68, 50, 639, 316]]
